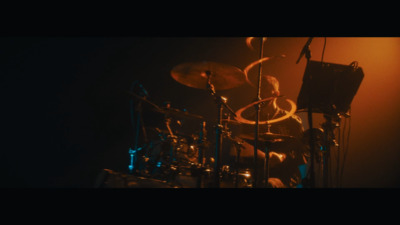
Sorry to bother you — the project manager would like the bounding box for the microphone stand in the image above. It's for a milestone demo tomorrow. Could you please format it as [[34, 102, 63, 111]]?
[[297, 38, 316, 188]]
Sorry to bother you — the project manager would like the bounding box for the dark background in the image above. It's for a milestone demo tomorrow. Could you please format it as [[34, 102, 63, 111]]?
[[1, 37, 399, 188]]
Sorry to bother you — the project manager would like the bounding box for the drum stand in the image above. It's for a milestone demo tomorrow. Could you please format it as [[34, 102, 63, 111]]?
[[205, 72, 237, 188], [128, 91, 147, 175], [320, 114, 340, 187], [297, 38, 316, 188], [196, 121, 207, 188], [232, 140, 244, 188], [252, 37, 265, 188]]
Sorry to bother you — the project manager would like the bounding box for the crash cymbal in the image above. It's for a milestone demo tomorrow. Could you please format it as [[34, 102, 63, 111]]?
[[171, 61, 246, 90]]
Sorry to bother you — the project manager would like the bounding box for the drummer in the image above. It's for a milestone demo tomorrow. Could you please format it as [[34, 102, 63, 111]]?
[[230, 75, 309, 188]]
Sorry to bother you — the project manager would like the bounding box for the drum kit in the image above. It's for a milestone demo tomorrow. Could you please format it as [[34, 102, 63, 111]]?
[[92, 38, 365, 189], [124, 61, 300, 188]]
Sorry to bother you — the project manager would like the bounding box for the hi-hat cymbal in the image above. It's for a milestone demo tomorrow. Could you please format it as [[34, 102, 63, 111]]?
[[171, 61, 246, 90]]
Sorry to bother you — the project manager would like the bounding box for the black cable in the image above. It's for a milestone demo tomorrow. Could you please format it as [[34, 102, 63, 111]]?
[[340, 114, 347, 187], [335, 120, 341, 188], [321, 37, 327, 63], [340, 107, 352, 187]]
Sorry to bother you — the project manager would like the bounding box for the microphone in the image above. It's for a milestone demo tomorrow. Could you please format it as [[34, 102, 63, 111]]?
[[296, 37, 314, 64]]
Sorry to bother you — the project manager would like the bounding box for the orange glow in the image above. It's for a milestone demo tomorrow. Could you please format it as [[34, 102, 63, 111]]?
[[235, 98, 297, 125], [299, 37, 400, 187], [243, 56, 272, 86], [243, 37, 273, 87], [245, 37, 267, 51], [238, 37, 400, 187]]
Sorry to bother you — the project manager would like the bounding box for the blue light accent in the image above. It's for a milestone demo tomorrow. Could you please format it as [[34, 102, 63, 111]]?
[[129, 148, 136, 154], [298, 164, 307, 179], [156, 162, 162, 168]]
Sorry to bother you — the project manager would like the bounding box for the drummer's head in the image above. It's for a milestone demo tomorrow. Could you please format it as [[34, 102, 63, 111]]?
[[261, 75, 280, 99]]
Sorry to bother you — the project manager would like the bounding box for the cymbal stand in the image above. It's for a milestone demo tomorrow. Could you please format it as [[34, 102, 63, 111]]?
[[196, 121, 207, 188], [164, 117, 177, 161], [222, 120, 244, 188], [205, 72, 237, 188], [163, 116, 181, 182], [232, 138, 244, 188], [253, 37, 264, 188], [129, 91, 145, 174], [297, 38, 316, 188], [305, 43, 316, 188]]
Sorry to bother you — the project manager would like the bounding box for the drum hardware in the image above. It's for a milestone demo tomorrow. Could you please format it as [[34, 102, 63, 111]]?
[[238, 132, 295, 187], [127, 90, 205, 121], [205, 74, 239, 188], [250, 37, 265, 188], [170, 61, 247, 90], [220, 119, 246, 188], [231, 138, 245, 188], [126, 83, 157, 175], [320, 114, 341, 188], [171, 61, 246, 188], [196, 121, 207, 188], [156, 106, 205, 120]]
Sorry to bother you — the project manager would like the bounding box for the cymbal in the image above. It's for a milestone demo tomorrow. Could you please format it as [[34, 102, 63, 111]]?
[[235, 97, 297, 125], [237, 132, 295, 152], [238, 132, 294, 143], [221, 118, 242, 125], [147, 127, 198, 139], [126, 91, 163, 111], [157, 107, 205, 120], [171, 61, 246, 90]]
